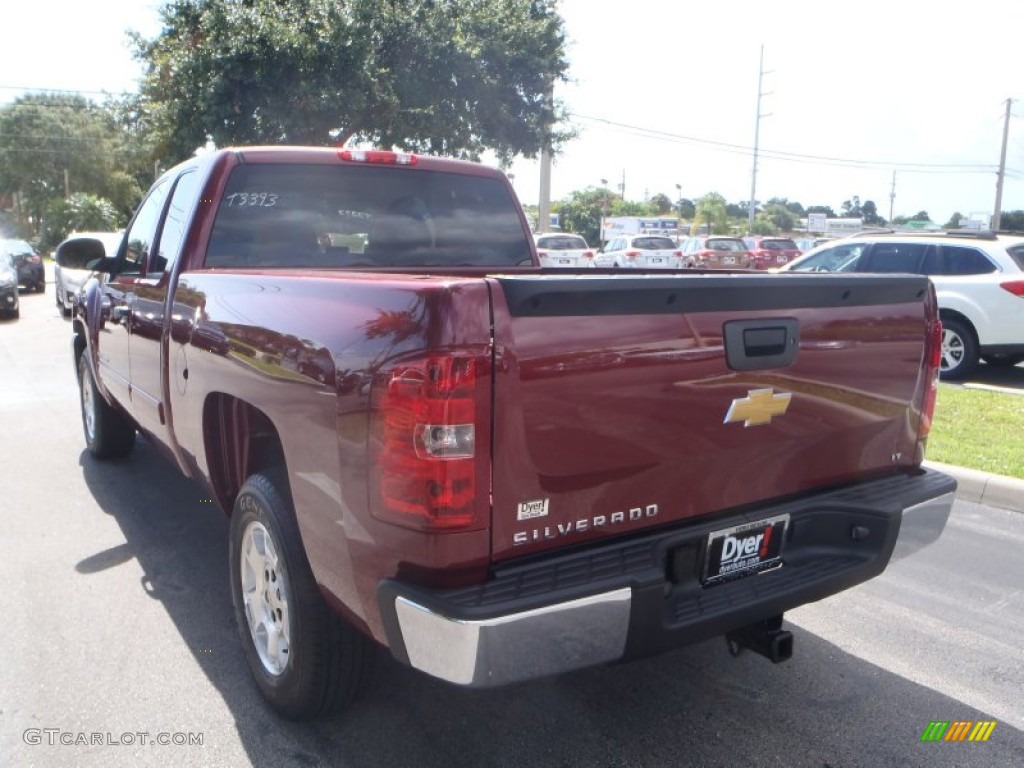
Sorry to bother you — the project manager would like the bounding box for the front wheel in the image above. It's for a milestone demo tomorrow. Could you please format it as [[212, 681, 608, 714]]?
[[939, 317, 979, 381], [77, 354, 135, 458], [229, 470, 372, 720]]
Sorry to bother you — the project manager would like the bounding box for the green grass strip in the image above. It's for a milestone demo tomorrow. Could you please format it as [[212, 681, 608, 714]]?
[[927, 385, 1024, 480]]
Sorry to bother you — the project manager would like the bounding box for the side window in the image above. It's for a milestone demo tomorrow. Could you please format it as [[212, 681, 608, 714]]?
[[861, 242, 928, 273], [791, 243, 863, 272], [123, 179, 170, 275], [932, 245, 996, 276], [151, 171, 200, 275]]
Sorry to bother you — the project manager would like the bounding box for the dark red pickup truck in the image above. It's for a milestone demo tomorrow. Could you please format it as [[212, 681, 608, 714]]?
[[69, 147, 956, 719]]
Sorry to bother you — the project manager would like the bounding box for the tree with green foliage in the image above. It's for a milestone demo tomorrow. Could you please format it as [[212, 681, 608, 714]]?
[[862, 200, 884, 226], [724, 202, 747, 219], [555, 188, 606, 246], [40, 193, 124, 252], [749, 215, 776, 236], [648, 193, 673, 214], [943, 212, 964, 229], [806, 205, 837, 218], [0, 93, 146, 235], [998, 210, 1024, 231], [695, 192, 729, 235], [765, 197, 804, 217], [762, 200, 796, 233], [133, 0, 571, 166]]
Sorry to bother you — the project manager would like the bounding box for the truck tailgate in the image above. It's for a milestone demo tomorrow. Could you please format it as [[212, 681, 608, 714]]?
[[487, 273, 933, 561]]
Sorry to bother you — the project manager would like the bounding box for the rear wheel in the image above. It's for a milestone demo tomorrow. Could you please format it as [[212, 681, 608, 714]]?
[[77, 354, 136, 458], [939, 317, 978, 381], [229, 470, 372, 720]]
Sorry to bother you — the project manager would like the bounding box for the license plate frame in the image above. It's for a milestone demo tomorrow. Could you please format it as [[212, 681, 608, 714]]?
[[702, 514, 789, 586]]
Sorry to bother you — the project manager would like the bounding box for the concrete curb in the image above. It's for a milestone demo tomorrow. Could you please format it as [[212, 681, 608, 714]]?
[[924, 460, 1024, 513]]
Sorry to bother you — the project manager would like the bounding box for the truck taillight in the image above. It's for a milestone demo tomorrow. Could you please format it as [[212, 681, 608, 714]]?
[[999, 280, 1024, 297], [370, 352, 489, 531], [918, 318, 942, 439]]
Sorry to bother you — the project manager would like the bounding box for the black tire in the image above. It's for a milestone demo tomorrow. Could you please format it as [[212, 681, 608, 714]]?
[[229, 470, 372, 720], [939, 317, 979, 381], [77, 354, 136, 458], [981, 353, 1024, 368]]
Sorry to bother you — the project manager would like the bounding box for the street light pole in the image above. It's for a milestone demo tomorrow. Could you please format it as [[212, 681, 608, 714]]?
[[600, 178, 609, 244], [675, 183, 683, 239]]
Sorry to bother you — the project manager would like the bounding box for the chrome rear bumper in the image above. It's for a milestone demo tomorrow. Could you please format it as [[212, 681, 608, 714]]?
[[380, 470, 956, 687]]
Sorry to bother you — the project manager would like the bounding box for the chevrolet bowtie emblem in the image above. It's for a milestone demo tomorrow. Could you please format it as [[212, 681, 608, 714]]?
[[724, 388, 792, 427]]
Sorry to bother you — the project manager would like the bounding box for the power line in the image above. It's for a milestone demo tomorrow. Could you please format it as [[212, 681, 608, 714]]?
[[570, 113, 998, 173]]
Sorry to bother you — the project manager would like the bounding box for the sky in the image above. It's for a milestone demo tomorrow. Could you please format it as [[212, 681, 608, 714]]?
[[2, 0, 1023, 225]]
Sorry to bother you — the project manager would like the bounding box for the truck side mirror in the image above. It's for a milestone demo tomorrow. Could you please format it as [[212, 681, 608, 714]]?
[[55, 238, 107, 270]]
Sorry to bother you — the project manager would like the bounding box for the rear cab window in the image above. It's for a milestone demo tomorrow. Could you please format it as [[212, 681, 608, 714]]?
[[206, 163, 532, 269], [708, 238, 745, 251], [633, 237, 676, 250], [538, 235, 587, 250]]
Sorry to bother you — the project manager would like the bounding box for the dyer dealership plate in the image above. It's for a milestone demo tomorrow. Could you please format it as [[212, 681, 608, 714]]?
[[702, 514, 789, 586]]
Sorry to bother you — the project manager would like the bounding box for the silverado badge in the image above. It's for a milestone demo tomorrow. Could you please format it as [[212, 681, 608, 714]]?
[[724, 388, 792, 427]]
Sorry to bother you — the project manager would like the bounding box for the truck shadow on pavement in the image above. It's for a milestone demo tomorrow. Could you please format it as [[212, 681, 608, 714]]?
[[77, 439, 1023, 768]]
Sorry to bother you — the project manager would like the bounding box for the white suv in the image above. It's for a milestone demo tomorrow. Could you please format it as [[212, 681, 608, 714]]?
[[534, 232, 595, 268], [782, 231, 1024, 379], [598, 234, 683, 269]]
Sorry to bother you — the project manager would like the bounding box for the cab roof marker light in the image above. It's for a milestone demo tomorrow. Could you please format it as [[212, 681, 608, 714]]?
[[338, 149, 419, 166]]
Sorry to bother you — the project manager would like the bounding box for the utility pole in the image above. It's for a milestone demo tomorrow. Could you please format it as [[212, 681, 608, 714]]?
[[889, 170, 896, 224], [992, 97, 1013, 231], [537, 82, 554, 233], [748, 45, 771, 234]]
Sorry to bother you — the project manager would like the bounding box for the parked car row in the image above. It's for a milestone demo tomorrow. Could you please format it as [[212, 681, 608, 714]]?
[[0, 238, 45, 293], [534, 232, 808, 271]]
